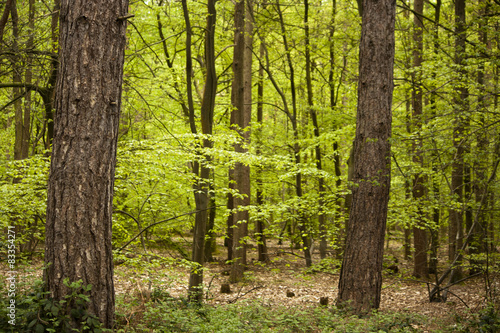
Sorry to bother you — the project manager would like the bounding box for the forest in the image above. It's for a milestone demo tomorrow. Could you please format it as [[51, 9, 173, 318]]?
[[0, 0, 499, 331]]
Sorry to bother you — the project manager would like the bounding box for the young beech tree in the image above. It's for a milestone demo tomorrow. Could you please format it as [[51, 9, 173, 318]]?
[[229, 0, 253, 284], [181, 0, 217, 302], [337, 0, 396, 313], [44, 0, 129, 328]]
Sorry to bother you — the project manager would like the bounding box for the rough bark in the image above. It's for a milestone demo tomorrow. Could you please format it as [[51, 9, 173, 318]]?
[[44, 0, 129, 329], [337, 0, 395, 313]]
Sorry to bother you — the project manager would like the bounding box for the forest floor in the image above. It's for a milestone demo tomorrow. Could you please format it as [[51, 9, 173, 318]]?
[[2, 239, 498, 332], [111, 239, 497, 332]]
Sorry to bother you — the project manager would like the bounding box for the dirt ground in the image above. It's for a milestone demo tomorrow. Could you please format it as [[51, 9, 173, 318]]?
[[2, 239, 497, 331]]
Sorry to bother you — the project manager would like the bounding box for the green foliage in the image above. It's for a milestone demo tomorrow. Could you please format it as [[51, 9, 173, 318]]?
[[0, 278, 103, 333], [451, 304, 500, 333], [0, 155, 50, 256], [115, 298, 425, 332], [304, 257, 342, 275]]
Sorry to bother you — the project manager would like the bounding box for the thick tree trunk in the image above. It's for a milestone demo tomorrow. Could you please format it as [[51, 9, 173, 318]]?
[[44, 0, 129, 329], [337, 0, 395, 313]]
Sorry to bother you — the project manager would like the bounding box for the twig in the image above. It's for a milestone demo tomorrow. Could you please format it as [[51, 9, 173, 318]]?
[[228, 286, 264, 304], [117, 13, 134, 21], [116, 206, 221, 251], [205, 273, 219, 301]]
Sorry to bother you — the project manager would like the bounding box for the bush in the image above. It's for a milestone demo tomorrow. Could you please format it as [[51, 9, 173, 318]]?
[[0, 278, 104, 333], [452, 304, 500, 333]]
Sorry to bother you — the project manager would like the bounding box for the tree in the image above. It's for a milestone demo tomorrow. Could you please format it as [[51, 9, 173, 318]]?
[[411, 0, 428, 279], [229, 0, 253, 283], [44, 0, 130, 328], [337, 0, 396, 313], [448, 0, 467, 283], [182, 0, 218, 301]]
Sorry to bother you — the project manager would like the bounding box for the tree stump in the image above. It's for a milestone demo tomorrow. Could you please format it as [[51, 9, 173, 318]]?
[[220, 283, 231, 294]]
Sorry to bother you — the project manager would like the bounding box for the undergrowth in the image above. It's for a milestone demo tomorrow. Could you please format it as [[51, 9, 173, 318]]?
[[115, 291, 425, 332]]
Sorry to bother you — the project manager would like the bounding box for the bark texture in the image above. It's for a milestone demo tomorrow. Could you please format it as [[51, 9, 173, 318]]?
[[44, 0, 129, 328], [337, 0, 396, 313]]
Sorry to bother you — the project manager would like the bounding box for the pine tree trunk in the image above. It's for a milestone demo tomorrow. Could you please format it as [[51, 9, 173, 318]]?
[[337, 0, 396, 313], [44, 0, 129, 328]]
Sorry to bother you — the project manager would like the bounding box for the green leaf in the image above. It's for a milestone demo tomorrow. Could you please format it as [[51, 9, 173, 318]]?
[[35, 324, 45, 333], [51, 304, 59, 316], [28, 319, 38, 328]]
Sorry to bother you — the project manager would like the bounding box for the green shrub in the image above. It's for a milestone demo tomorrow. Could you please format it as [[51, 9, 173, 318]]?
[[0, 278, 104, 333], [452, 304, 500, 333]]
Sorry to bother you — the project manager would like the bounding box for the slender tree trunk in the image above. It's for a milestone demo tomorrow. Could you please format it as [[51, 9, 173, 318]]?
[[226, 169, 235, 260], [44, 0, 129, 328], [256, 39, 269, 263], [330, 25, 343, 257], [22, 0, 35, 158], [204, 181, 217, 262], [230, 0, 252, 283], [187, 0, 217, 301], [411, 0, 428, 279], [304, 0, 327, 259], [11, 0, 25, 161], [45, 0, 60, 151], [0, 0, 13, 47], [448, 0, 467, 283], [428, 0, 441, 275], [276, 0, 312, 267], [337, 0, 396, 313], [470, 0, 490, 274]]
